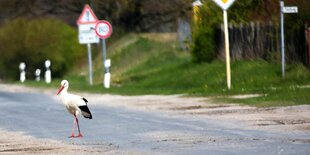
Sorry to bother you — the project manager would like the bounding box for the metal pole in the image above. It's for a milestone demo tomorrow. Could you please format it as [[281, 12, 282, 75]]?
[[223, 10, 231, 89], [102, 38, 108, 87], [102, 39, 107, 73], [280, 0, 285, 79], [87, 43, 93, 85]]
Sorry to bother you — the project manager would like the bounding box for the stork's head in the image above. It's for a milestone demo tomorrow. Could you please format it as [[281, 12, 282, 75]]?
[[57, 80, 69, 95]]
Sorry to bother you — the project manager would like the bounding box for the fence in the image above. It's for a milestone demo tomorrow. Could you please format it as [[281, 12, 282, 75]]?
[[214, 22, 309, 67]]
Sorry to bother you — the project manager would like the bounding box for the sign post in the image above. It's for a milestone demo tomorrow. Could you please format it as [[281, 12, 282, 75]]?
[[77, 4, 99, 85], [212, 0, 235, 90], [280, 0, 298, 79], [223, 10, 231, 89], [87, 43, 93, 85], [95, 20, 113, 88]]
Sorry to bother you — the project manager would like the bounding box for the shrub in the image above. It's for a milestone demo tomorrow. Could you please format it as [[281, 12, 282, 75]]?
[[0, 17, 84, 80], [190, 1, 221, 63], [191, 26, 215, 63]]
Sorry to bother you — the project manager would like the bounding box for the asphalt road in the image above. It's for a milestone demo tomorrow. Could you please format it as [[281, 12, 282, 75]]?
[[0, 91, 309, 155]]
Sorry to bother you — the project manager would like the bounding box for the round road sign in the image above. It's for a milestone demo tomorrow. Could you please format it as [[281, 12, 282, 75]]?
[[95, 20, 112, 39]]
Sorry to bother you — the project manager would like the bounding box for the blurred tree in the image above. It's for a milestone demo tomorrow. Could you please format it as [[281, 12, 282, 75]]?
[[0, 0, 192, 32], [0, 17, 84, 80]]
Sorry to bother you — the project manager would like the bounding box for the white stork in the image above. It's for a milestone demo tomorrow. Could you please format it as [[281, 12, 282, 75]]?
[[56, 80, 92, 138]]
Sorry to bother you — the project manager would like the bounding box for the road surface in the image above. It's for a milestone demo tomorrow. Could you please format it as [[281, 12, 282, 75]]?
[[0, 90, 309, 154]]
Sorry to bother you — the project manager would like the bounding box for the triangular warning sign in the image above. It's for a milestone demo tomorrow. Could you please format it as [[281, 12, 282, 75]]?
[[77, 4, 98, 24]]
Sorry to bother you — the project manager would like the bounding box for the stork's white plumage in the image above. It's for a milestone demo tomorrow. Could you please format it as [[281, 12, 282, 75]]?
[[57, 80, 92, 138]]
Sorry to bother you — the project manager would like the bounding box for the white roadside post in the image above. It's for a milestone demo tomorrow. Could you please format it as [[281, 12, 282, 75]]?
[[104, 59, 111, 88], [19, 62, 26, 83], [45, 60, 51, 84], [280, 0, 298, 79], [212, 0, 235, 90], [95, 20, 113, 88], [35, 69, 41, 82], [77, 4, 99, 85]]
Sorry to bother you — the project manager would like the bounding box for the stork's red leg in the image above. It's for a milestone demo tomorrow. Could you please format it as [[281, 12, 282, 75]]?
[[75, 117, 83, 137], [69, 115, 76, 138]]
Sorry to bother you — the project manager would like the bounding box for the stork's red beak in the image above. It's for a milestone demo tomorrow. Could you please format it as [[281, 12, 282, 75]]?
[[57, 85, 64, 95]]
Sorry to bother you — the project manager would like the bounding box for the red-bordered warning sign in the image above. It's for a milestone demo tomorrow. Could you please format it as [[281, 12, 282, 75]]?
[[77, 4, 98, 24]]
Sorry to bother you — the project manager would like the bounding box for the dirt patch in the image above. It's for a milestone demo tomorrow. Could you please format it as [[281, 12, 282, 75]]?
[[229, 94, 266, 99], [0, 129, 115, 155], [139, 33, 176, 43]]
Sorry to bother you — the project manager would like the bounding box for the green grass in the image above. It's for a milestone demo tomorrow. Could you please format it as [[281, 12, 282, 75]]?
[[19, 34, 310, 107]]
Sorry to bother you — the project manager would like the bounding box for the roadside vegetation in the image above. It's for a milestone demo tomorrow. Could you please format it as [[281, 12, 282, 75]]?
[[21, 33, 310, 107], [1, 1, 309, 107], [0, 17, 85, 80]]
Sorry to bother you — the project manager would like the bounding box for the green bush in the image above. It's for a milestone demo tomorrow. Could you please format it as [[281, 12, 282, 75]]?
[[191, 25, 215, 63], [190, 1, 221, 63], [0, 17, 84, 80]]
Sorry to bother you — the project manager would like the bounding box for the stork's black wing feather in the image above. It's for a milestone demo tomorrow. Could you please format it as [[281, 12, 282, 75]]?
[[79, 98, 92, 119], [79, 105, 92, 119], [82, 98, 88, 104]]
